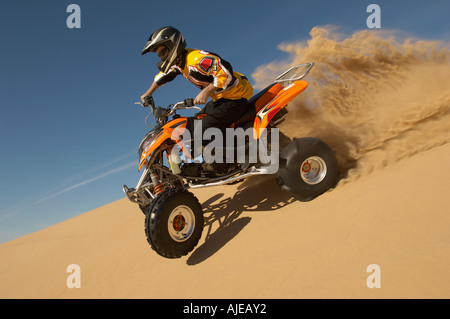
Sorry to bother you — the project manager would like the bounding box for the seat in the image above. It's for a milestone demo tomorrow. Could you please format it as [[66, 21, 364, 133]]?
[[233, 103, 256, 127], [233, 83, 282, 127]]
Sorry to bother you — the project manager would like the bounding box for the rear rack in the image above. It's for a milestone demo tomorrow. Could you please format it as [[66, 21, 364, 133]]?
[[275, 62, 314, 84]]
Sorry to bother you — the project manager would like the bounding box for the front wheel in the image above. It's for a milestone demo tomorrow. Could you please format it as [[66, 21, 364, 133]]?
[[144, 189, 204, 258], [277, 138, 338, 201]]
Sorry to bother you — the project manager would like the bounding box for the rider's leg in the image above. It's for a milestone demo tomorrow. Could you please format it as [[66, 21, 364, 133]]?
[[200, 98, 248, 136]]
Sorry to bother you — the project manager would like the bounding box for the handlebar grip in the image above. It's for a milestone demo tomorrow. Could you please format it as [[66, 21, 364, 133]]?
[[143, 96, 154, 108], [185, 98, 194, 107]]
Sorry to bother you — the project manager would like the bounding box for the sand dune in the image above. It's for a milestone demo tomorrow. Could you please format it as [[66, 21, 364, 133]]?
[[0, 142, 449, 298], [1, 27, 449, 299]]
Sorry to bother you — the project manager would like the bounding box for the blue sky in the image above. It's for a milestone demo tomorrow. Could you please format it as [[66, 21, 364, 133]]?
[[1, 0, 449, 244]]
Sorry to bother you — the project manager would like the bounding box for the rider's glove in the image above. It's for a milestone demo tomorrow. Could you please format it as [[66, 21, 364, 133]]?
[[143, 96, 154, 108]]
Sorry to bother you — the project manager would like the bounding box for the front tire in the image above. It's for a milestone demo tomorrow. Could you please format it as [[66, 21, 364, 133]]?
[[277, 138, 338, 201], [144, 189, 204, 258]]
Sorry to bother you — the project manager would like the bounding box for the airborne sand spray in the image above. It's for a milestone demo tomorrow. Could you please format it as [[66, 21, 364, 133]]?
[[252, 26, 450, 183]]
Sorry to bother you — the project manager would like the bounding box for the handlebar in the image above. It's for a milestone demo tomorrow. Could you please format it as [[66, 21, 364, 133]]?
[[169, 98, 198, 114], [137, 97, 196, 109], [136, 97, 201, 128]]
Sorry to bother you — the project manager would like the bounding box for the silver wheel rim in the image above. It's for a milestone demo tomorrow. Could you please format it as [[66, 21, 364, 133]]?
[[167, 205, 196, 242], [300, 156, 327, 185]]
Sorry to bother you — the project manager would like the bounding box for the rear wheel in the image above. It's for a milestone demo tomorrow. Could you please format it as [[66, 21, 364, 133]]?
[[277, 138, 338, 201], [144, 188, 204, 258]]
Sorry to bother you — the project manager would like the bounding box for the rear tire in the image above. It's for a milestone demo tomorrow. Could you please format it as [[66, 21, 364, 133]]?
[[144, 188, 204, 258], [277, 138, 338, 201]]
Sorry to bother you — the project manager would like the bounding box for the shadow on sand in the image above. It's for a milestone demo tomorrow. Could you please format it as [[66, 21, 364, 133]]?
[[186, 174, 295, 265]]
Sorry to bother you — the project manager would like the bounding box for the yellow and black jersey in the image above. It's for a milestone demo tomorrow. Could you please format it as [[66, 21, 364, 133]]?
[[154, 48, 253, 101]]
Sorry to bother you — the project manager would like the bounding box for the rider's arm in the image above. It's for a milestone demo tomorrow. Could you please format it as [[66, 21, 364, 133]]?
[[194, 83, 217, 105], [195, 51, 235, 93], [141, 68, 180, 102], [141, 81, 160, 103]]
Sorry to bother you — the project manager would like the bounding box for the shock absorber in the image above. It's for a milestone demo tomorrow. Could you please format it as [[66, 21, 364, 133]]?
[[150, 171, 164, 196]]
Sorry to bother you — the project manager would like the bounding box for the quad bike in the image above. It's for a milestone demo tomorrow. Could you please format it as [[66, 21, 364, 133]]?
[[123, 63, 338, 258]]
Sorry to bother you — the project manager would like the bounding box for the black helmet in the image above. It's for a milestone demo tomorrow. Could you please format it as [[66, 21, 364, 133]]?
[[141, 26, 186, 73]]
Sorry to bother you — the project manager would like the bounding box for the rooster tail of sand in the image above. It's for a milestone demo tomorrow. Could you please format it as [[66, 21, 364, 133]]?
[[252, 26, 450, 183]]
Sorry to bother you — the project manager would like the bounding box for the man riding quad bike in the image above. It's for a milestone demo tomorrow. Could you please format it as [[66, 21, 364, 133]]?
[[123, 27, 339, 258]]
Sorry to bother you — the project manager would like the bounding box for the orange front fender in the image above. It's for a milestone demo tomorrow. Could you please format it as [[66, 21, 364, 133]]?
[[138, 117, 188, 171]]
